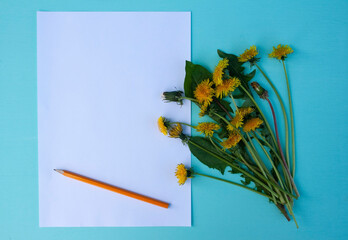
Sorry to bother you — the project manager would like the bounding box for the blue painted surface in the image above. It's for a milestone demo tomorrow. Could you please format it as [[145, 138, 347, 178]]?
[[0, 0, 347, 239]]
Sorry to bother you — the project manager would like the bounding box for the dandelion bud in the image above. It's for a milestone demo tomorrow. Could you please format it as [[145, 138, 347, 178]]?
[[162, 91, 184, 105], [169, 123, 183, 138], [251, 82, 269, 100]]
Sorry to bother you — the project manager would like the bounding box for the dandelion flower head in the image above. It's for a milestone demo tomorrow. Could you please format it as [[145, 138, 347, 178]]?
[[213, 58, 229, 86], [195, 122, 220, 137], [243, 118, 263, 132], [238, 45, 259, 63], [228, 112, 244, 131], [215, 77, 241, 98], [269, 44, 293, 60], [239, 107, 254, 117], [194, 79, 215, 106], [175, 163, 191, 185], [221, 133, 242, 149], [157, 116, 169, 135]]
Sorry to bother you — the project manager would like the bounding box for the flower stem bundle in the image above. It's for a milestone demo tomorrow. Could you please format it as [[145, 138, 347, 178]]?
[[159, 45, 299, 228]]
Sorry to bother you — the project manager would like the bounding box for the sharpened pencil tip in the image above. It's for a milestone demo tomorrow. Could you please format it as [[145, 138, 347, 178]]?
[[53, 169, 64, 174]]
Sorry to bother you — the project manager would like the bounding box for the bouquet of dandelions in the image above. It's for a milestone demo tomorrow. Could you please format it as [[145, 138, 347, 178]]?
[[158, 45, 300, 227]]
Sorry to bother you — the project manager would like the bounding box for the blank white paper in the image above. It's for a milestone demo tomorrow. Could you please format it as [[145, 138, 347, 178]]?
[[37, 12, 191, 227]]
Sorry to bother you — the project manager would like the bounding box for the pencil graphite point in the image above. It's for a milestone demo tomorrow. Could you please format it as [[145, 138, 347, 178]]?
[[54, 169, 64, 174]]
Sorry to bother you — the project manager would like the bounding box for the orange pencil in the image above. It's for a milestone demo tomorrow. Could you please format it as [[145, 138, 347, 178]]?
[[54, 169, 169, 209]]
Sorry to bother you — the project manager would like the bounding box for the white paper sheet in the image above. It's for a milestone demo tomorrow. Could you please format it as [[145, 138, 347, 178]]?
[[37, 12, 191, 227]]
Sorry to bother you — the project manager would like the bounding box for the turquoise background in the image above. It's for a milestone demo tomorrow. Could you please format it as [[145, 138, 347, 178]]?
[[0, 0, 347, 239]]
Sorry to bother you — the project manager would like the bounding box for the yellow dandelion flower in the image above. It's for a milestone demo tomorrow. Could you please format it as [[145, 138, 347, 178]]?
[[199, 103, 208, 118], [221, 133, 242, 149], [269, 44, 293, 60], [215, 77, 241, 98], [195, 122, 220, 137], [157, 116, 169, 135], [194, 79, 215, 106], [231, 77, 241, 88], [175, 163, 192, 185], [243, 118, 263, 132], [239, 107, 254, 117], [169, 123, 183, 138], [213, 58, 229, 86], [238, 45, 259, 63], [227, 112, 244, 131]]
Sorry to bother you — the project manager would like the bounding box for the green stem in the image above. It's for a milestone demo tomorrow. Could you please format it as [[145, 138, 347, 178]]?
[[254, 130, 291, 190], [288, 206, 299, 228], [213, 98, 233, 120], [209, 137, 238, 161], [209, 137, 227, 155], [241, 136, 285, 203], [254, 131, 299, 197], [205, 115, 295, 220], [265, 98, 293, 194], [211, 137, 266, 180], [254, 131, 283, 164], [188, 139, 282, 199], [251, 131, 286, 190], [284, 200, 299, 228], [195, 172, 272, 200], [211, 136, 256, 168], [229, 94, 239, 111], [212, 112, 297, 199], [212, 130, 286, 203], [180, 96, 198, 102], [282, 60, 296, 178], [210, 138, 286, 204], [240, 85, 279, 152], [254, 63, 290, 170], [213, 136, 282, 200], [245, 133, 280, 204], [172, 122, 194, 128], [213, 114, 270, 184], [245, 133, 271, 179]]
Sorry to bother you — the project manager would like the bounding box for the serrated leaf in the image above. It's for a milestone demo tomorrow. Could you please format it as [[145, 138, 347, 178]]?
[[228, 168, 241, 174], [229, 168, 254, 187], [188, 136, 229, 174], [192, 64, 212, 85], [242, 98, 254, 108], [241, 175, 252, 186], [184, 61, 194, 98], [232, 88, 246, 99], [219, 99, 234, 114], [256, 184, 265, 193], [245, 69, 256, 82]]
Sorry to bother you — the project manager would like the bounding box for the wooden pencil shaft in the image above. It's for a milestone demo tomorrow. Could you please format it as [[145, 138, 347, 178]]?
[[55, 169, 169, 209]]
